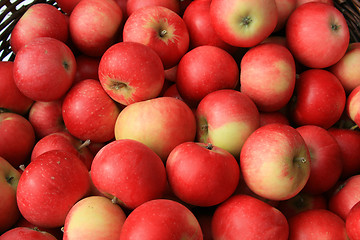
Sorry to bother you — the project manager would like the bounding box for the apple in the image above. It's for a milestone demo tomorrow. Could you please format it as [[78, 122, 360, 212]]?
[[73, 55, 100, 84], [296, 125, 342, 194], [296, 0, 334, 7], [9, 3, 68, 54], [119, 199, 203, 240], [0, 157, 21, 234], [31, 131, 94, 170], [98, 41, 165, 105], [14, 217, 63, 240], [166, 141, 240, 207], [240, 42, 296, 112], [276, 192, 328, 219], [346, 201, 360, 240], [274, 0, 297, 32], [91, 139, 167, 209], [62, 79, 121, 143], [240, 123, 311, 201], [69, 0, 123, 57], [182, 0, 237, 53], [209, 0, 278, 48], [286, 2, 349, 68], [329, 43, 360, 93], [126, 0, 180, 16], [16, 150, 91, 228], [288, 209, 348, 239], [0, 112, 35, 168], [259, 111, 290, 126], [13, 37, 76, 102], [328, 128, 360, 179], [346, 85, 360, 127], [123, 6, 189, 69], [63, 196, 127, 240], [328, 174, 360, 220], [162, 83, 184, 101], [195, 89, 260, 157], [212, 194, 289, 239], [28, 100, 66, 140], [0, 61, 33, 115], [114, 97, 196, 161], [290, 69, 346, 129], [0, 227, 57, 240], [176, 45, 239, 107]]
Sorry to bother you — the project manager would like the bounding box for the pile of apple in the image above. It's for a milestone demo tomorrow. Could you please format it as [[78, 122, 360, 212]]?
[[2, 0, 360, 239]]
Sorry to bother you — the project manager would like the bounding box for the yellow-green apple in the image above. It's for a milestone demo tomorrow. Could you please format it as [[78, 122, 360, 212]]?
[[119, 199, 203, 240], [328, 174, 360, 220], [122, 6, 189, 69], [346, 201, 360, 240], [166, 142, 240, 207], [0, 112, 35, 168], [296, 0, 334, 7], [288, 209, 348, 239], [13, 37, 76, 102], [126, 0, 181, 16], [195, 89, 260, 157], [16, 150, 91, 228], [209, 0, 278, 48], [176, 45, 239, 107], [0, 61, 33, 115], [0, 157, 21, 234], [69, 0, 123, 57], [296, 125, 342, 194], [276, 192, 328, 219], [114, 97, 196, 161], [212, 194, 289, 240], [98, 42, 165, 105], [31, 131, 94, 170], [259, 111, 290, 127], [28, 100, 66, 140], [182, 0, 237, 53], [240, 42, 296, 112], [90, 139, 167, 210], [240, 123, 311, 201], [328, 128, 360, 179], [274, 0, 297, 32], [9, 3, 68, 54], [286, 2, 349, 68], [62, 79, 121, 143], [73, 55, 100, 84], [0, 227, 57, 240], [290, 69, 346, 129], [63, 196, 126, 240]]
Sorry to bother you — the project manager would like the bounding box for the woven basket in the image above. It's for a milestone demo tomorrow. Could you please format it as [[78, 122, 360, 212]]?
[[0, 0, 359, 61]]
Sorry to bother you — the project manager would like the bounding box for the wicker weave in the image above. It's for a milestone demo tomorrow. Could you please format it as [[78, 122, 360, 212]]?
[[0, 0, 359, 61]]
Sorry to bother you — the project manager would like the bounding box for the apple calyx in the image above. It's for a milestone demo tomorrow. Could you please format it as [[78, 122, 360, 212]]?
[[294, 156, 307, 167], [206, 143, 214, 150], [62, 60, 70, 71], [239, 16, 253, 28], [6, 175, 14, 184]]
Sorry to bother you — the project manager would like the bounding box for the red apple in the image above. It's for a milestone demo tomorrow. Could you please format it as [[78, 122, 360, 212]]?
[[13, 37, 76, 102], [73, 55, 100, 84], [0, 227, 57, 240], [296, 125, 342, 194], [176, 45, 239, 107], [14, 217, 63, 240], [182, 0, 236, 53], [346, 85, 360, 127], [91, 139, 167, 209], [286, 2, 349, 68], [288, 209, 348, 239], [259, 111, 290, 126], [126, 0, 181, 16], [9, 3, 68, 54], [166, 142, 240, 207], [290, 69, 346, 129], [69, 0, 123, 57], [296, 0, 334, 7], [195, 89, 260, 157], [119, 199, 203, 240], [62, 79, 121, 143], [0, 61, 33, 115], [209, 0, 278, 47], [240, 123, 311, 201], [0, 112, 35, 168], [123, 5, 189, 69], [0, 157, 21, 234], [98, 41, 165, 105], [28, 100, 66, 140], [346, 201, 360, 240], [16, 150, 91, 228], [212, 194, 289, 240], [114, 97, 196, 161], [63, 196, 126, 240], [240, 42, 296, 112], [162, 83, 184, 101], [274, 0, 297, 32]]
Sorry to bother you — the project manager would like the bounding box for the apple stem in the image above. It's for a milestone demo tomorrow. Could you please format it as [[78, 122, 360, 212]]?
[[206, 143, 213, 150], [294, 157, 307, 166], [111, 196, 118, 204], [351, 124, 358, 130], [61, 227, 64, 233], [159, 29, 167, 37], [19, 164, 25, 171], [78, 139, 91, 150]]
